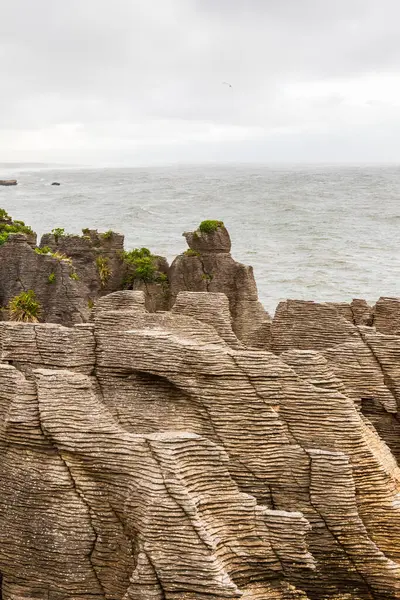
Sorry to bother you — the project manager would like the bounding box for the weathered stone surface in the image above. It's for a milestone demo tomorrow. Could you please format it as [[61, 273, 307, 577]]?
[[172, 291, 243, 349], [0, 321, 95, 375], [93, 289, 147, 313], [327, 300, 373, 327], [0, 357, 313, 600], [372, 297, 400, 336], [351, 298, 374, 326], [0, 294, 400, 597], [169, 225, 271, 349], [271, 300, 360, 354], [93, 301, 400, 599], [2, 212, 400, 599], [0, 234, 89, 325], [271, 299, 400, 463], [40, 229, 125, 297], [183, 225, 232, 254]]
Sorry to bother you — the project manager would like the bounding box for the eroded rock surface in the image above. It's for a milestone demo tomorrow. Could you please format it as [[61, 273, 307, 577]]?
[[41, 229, 125, 298], [271, 299, 400, 463], [1, 291, 400, 599], [0, 234, 90, 325], [169, 224, 272, 349], [2, 210, 400, 599]]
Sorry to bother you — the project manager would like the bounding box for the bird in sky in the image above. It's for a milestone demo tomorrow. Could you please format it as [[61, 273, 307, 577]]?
[[222, 81, 232, 88]]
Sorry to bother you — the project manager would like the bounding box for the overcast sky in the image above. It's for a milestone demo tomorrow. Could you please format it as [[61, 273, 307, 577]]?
[[1, 0, 400, 165]]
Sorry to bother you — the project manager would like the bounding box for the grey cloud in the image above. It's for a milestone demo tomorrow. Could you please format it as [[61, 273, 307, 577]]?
[[1, 0, 400, 163]]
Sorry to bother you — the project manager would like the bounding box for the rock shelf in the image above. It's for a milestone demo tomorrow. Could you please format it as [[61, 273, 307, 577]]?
[[0, 213, 400, 599]]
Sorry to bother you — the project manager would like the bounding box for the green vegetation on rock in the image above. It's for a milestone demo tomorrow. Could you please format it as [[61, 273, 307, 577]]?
[[47, 272, 56, 284], [102, 230, 114, 240], [52, 251, 72, 264], [8, 290, 41, 322], [35, 246, 72, 265], [69, 272, 80, 281], [96, 256, 112, 287], [0, 209, 34, 246], [184, 249, 200, 257], [199, 220, 224, 234], [122, 247, 167, 285], [51, 227, 66, 241], [35, 246, 53, 255]]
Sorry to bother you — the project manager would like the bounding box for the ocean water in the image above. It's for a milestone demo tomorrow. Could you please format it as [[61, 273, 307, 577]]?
[[1, 163, 400, 315]]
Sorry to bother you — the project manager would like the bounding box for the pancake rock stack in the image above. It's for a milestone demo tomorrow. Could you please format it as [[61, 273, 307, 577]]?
[[169, 222, 272, 348], [1, 213, 400, 599]]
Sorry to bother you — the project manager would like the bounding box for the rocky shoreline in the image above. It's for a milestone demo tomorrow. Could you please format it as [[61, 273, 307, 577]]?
[[0, 180, 17, 186], [0, 211, 400, 599]]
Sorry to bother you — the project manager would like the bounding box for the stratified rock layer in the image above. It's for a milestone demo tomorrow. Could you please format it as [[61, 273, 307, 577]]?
[[271, 299, 400, 463], [0, 234, 89, 325], [2, 210, 400, 600], [169, 224, 272, 349], [1, 291, 400, 600]]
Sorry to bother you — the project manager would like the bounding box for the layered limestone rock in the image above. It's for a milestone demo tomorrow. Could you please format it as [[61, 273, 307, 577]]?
[[271, 300, 400, 463], [0, 213, 270, 341], [169, 222, 271, 349], [0, 210, 171, 323], [0, 312, 315, 600], [2, 211, 400, 599], [0, 233, 90, 325], [1, 292, 398, 598], [40, 229, 126, 297], [171, 291, 243, 349], [92, 294, 400, 599], [372, 297, 400, 336]]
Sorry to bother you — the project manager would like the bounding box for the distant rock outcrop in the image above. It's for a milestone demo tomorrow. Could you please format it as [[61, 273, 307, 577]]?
[[169, 221, 272, 348], [0, 179, 17, 186]]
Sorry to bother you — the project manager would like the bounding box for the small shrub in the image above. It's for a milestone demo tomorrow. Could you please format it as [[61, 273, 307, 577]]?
[[8, 290, 41, 322], [0, 232, 8, 245], [87, 298, 95, 309], [52, 251, 72, 264], [122, 248, 156, 284], [35, 246, 53, 255], [199, 220, 224, 234], [184, 249, 200, 257], [201, 273, 213, 281], [123, 248, 151, 263], [96, 256, 112, 287], [122, 247, 169, 287], [102, 230, 113, 239], [82, 228, 90, 235], [47, 272, 56, 284], [69, 272, 79, 281], [134, 257, 156, 282], [0, 212, 34, 246], [157, 272, 168, 284], [51, 227, 65, 241]]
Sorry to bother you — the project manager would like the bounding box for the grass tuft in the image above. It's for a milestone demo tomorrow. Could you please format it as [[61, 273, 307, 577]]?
[[96, 256, 112, 287], [8, 290, 41, 322], [198, 220, 224, 234]]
